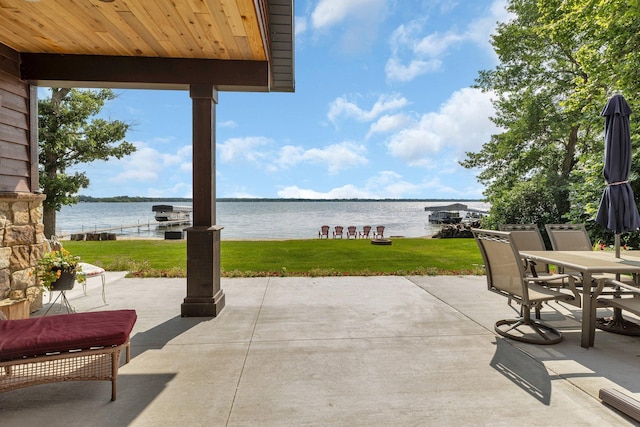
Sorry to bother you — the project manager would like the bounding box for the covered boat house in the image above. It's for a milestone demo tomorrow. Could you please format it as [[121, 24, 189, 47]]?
[[0, 0, 294, 316]]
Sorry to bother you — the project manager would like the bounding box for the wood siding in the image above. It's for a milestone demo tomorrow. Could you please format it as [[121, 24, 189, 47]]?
[[0, 44, 33, 193]]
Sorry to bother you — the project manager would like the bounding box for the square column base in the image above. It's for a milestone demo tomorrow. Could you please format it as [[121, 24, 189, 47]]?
[[181, 290, 226, 317], [181, 226, 225, 317]]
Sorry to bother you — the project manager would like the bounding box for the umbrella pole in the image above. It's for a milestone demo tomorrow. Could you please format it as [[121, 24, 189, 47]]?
[[613, 233, 624, 324]]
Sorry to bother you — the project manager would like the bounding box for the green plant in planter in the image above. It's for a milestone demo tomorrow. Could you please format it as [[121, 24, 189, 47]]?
[[35, 248, 86, 290]]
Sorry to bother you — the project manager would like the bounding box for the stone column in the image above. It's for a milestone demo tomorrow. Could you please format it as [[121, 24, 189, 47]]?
[[181, 85, 225, 317], [0, 192, 47, 313]]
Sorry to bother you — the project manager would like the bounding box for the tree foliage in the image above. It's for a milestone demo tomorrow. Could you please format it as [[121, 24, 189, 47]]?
[[39, 88, 136, 237], [463, 0, 640, 246]]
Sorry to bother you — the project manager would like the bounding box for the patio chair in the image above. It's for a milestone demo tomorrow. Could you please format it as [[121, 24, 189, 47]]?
[[498, 224, 551, 275], [318, 225, 330, 239], [373, 225, 385, 239], [502, 223, 581, 298], [597, 280, 640, 319], [498, 224, 577, 315], [545, 223, 636, 285], [472, 229, 576, 344], [545, 223, 593, 251], [360, 225, 372, 239], [333, 226, 344, 239], [346, 226, 358, 239]]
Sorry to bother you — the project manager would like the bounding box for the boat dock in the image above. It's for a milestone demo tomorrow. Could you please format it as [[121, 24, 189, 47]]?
[[425, 203, 488, 224], [57, 219, 189, 240], [152, 205, 192, 224]]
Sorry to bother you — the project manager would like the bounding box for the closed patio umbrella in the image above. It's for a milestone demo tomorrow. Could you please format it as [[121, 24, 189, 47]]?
[[595, 93, 640, 335]]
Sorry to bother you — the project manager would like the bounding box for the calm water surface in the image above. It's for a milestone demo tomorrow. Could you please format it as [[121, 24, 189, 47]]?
[[56, 200, 490, 240]]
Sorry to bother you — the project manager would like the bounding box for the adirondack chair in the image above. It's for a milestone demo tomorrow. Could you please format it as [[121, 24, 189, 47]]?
[[318, 225, 330, 239], [373, 225, 385, 239], [346, 226, 358, 239], [360, 225, 372, 239], [333, 226, 344, 239]]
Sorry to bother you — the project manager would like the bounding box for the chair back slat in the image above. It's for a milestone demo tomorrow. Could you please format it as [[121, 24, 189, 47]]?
[[545, 224, 592, 251], [473, 229, 527, 301], [498, 224, 549, 273]]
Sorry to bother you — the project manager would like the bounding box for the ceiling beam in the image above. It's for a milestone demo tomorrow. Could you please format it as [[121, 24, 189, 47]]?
[[19, 54, 270, 91]]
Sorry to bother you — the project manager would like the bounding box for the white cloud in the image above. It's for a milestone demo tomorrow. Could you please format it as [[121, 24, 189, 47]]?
[[109, 142, 192, 183], [147, 182, 192, 198], [385, 0, 509, 82], [308, 0, 389, 52], [295, 16, 308, 36], [365, 171, 423, 198], [275, 141, 368, 174], [218, 137, 272, 163], [367, 113, 413, 138], [277, 170, 440, 199], [218, 136, 367, 174], [311, 0, 386, 29], [150, 136, 174, 144], [303, 141, 368, 174], [274, 145, 305, 170], [278, 184, 374, 199], [219, 120, 238, 129], [384, 57, 442, 83], [414, 32, 465, 57], [385, 87, 497, 166], [328, 93, 409, 124], [177, 145, 192, 172], [466, 0, 511, 48]]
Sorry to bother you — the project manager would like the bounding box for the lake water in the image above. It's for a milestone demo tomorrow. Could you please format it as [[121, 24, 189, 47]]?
[[56, 200, 490, 240]]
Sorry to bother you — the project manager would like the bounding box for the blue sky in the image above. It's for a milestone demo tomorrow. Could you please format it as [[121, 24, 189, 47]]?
[[70, 0, 509, 199]]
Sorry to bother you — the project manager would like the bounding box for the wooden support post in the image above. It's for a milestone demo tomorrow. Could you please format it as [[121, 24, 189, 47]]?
[[181, 84, 225, 317]]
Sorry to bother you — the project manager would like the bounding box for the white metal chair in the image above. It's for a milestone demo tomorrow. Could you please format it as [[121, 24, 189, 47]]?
[[78, 262, 107, 303], [45, 237, 107, 304]]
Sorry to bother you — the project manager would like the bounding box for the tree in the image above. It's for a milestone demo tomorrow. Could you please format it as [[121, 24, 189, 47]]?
[[548, 0, 640, 247], [39, 88, 136, 237], [461, 0, 639, 243]]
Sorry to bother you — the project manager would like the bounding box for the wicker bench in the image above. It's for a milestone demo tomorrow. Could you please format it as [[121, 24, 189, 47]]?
[[0, 310, 137, 401]]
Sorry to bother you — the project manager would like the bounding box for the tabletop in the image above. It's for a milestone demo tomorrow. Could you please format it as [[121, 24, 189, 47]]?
[[519, 250, 640, 274]]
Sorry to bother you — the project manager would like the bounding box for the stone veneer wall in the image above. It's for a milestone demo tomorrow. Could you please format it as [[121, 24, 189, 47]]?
[[0, 192, 47, 311]]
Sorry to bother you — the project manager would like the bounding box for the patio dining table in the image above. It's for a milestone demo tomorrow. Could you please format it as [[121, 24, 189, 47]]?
[[519, 250, 640, 348]]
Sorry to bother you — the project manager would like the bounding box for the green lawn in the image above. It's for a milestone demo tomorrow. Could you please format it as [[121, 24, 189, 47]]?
[[64, 238, 484, 277]]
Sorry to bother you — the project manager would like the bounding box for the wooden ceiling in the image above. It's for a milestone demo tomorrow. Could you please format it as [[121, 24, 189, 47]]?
[[0, 0, 294, 91]]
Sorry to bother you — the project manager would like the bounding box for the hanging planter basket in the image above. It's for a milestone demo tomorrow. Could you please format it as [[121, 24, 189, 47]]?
[[49, 270, 76, 291]]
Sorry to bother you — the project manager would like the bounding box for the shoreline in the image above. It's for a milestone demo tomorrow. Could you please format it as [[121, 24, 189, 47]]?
[[61, 234, 438, 241]]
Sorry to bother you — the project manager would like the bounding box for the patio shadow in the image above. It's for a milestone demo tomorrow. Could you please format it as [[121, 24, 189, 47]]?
[[0, 373, 175, 426], [129, 315, 211, 358], [490, 338, 552, 405]]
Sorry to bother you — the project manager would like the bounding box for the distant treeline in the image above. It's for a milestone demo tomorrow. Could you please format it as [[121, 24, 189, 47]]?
[[78, 196, 192, 203], [78, 196, 484, 203]]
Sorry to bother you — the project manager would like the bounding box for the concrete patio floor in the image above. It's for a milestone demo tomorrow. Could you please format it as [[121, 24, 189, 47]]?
[[1, 273, 639, 426]]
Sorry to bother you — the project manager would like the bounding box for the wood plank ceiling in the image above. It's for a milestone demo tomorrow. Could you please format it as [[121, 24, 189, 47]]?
[[0, 0, 293, 91]]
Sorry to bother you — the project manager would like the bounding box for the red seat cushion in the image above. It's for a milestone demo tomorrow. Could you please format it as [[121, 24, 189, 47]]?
[[0, 310, 137, 361]]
